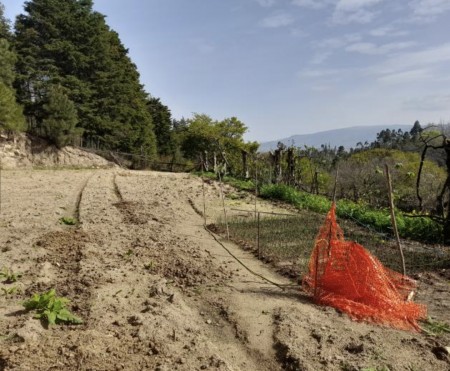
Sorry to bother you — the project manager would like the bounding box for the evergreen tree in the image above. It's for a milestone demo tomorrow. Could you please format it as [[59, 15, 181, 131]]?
[[147, 96, 173, 156], [14, 0, 157, 158], [410, 120, 423, 138], [0, 2, 10, 40], [42, 84, 81, 148], [0, 3, 25, 134]]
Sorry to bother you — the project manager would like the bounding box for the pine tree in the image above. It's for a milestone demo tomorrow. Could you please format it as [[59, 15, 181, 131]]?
[[42, 85, 81, 148], [147, 97, 174, 156], [14, 0, 157, 158], [0, 2, 25, 134]]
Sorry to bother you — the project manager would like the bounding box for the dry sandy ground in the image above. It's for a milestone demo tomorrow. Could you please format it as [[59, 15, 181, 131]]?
[[0, 169, 449, 371]]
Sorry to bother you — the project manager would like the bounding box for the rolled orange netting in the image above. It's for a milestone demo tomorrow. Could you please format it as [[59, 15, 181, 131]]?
[[303, 203, 427, 332]]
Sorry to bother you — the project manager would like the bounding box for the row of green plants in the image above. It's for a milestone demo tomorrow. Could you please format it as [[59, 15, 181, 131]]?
[[201, 171, 442, 244], [260, 184, 442, 244]]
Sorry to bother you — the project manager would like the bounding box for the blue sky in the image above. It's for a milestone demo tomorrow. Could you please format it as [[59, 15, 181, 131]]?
[[3, 0, 450, 142]]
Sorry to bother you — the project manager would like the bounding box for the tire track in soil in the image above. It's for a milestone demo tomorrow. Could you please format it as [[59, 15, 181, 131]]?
[[0, 172, 100, 371], [115, 172, 288, 370], [25, 172, 98, 322]]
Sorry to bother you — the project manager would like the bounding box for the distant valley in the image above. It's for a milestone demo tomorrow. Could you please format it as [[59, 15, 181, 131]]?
[[259, 125, 412, 152]]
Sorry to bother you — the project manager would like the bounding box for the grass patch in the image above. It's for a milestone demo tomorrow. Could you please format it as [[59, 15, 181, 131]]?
[[421, 317, 450, 336]]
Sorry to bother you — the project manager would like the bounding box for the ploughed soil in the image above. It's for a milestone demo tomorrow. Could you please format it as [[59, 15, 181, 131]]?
[[0, 169, 449, 371]]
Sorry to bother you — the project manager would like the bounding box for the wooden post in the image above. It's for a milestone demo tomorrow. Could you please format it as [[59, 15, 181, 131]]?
[[218, 172, 230, 240], [254, 157, 258, 219], [385, 164, 406, 276], [201, 174, 207, 226], [0, 152, 2, 214], [332, 165, 339, 203], [257, 212, 261, 259]]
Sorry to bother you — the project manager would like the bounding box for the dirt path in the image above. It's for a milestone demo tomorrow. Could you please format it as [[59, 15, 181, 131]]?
[[0, 169, 449, 371]]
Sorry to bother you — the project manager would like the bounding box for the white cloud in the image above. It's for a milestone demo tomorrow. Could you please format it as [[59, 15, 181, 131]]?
[[297, 68, 341, 78], [336, 0, 383, 11], [404, 94, 450, 111], [291, 0, 330, 9], [311, 51, 333, 64], [410, 0, 450, 16], [314, 34, 361, 49], [290, 28, 308, 37], [369, 26, 409, 37], [260, 12, 295, 28], [254, 0, 278, 7], [333, 0, 384, 24], [346, 41, 416, 55], [378, 68, 432, 84], [367, 43, 450, 75], [311, 84, 335, 91]]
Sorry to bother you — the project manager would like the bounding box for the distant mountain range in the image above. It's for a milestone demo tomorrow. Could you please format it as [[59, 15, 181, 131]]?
[[258, 125, 412, 152]]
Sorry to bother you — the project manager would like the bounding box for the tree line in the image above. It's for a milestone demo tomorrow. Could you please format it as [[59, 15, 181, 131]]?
[[0, 0, 257, 165]]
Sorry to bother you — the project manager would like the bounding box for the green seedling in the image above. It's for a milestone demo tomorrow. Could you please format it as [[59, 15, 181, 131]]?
[[60, 216, 77, 225], [421, 317, 450, 336], [23, 289, 82, 326], [144, 261, 156, 271], [123, 249, 134, 260], [0, 267, 22, 283], [1, 286, 20, 296]]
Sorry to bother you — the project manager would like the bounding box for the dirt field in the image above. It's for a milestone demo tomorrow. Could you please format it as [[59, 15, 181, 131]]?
[[0, 169, 449, 371]]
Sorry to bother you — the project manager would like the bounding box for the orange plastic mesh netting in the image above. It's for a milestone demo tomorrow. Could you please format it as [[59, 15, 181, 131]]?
[[302, 203, 427, 332]]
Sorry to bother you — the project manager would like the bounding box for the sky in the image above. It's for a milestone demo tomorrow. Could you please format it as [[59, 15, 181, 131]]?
[[2, 0, 450, 142]]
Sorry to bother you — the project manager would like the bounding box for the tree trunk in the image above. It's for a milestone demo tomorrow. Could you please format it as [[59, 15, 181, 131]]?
[[241, 150, 249, 179], [443, 138, 450, 244], [287, 147, 295, 185], [273, 148, 283, 183]]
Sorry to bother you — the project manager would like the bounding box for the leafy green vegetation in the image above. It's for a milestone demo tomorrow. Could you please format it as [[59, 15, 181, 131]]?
[[60, 216, 77, 226], [421, 317, 450, 336], [0, 5, 25, 135], [0, 267, 22, 283], [42, 85, 82, 148], [259, 183, 442, 244], [23, 289, 82, 326], [1, 286, 20, 296]]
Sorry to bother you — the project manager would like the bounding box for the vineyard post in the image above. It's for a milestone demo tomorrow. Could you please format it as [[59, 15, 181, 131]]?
[[201, 173, 207, 226], [218, 171, 230, 240], [257, 212, 261, 259], [254, 157, 258, 219], [0, 153, 2, 214], [385, 164, 406, 276]]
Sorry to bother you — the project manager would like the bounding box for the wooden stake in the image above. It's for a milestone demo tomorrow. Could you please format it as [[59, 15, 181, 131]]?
[[332, 164, 339, 203], [0, 153, 2, 214], [254, 158, 258, 219], [385, 164, 406, 276], [257, 212, 261, 259], [217, 171, 230, 240], [201, 174, 207, 226]]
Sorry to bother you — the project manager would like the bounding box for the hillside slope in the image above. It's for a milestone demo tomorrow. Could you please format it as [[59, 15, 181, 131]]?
[[0, 133, 114, 169], [259, 124, 411, 152]]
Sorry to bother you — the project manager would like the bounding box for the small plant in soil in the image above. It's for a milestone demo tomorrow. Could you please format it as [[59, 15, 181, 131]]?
[[421, 317, 450, 336], [60, 216, 77, 225], [0, 267, 22, 283], [123, 249, 134, 260], [144, 260, 156, 271], [23, 289, 82, 326], [1, 286, 20, 296]]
